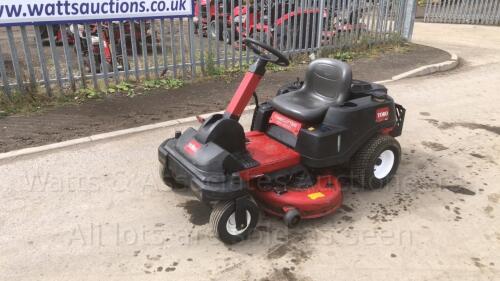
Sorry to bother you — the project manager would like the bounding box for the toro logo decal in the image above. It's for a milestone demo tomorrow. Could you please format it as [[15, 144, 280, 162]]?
[[269, 112, 302, 135], [184, 139, 202, 156], [376, 107, 390, 123]]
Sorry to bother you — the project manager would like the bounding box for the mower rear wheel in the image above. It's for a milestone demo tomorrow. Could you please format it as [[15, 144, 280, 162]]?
[[210, 198, 259, 244], [351, 134, 401, 189], [158, 164, 185, 189]]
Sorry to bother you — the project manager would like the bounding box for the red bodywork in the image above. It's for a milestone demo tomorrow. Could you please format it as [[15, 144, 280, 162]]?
[[75, 22, 154, 72], [222, 51, 343, 220], [91, 22, 145, 64], [225, 71, 262, 118], [194, 0, 234, 35], [236, 6, 323, 37], [239, 131, 342, 219], [240, 131, 301, 181], [194, 0, 332, 45], [194, 0, 367, 47], [269, 111, 302, 136], [40, 25, 75, 45], [233, 6, 327, 47], [250, 175, 342, 219]]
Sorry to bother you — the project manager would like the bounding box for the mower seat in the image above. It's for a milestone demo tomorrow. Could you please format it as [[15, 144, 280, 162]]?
[[271, 58, 352, 123]]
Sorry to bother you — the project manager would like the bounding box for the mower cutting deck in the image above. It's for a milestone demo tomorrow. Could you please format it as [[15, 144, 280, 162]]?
[[158, 38, 405, 244]]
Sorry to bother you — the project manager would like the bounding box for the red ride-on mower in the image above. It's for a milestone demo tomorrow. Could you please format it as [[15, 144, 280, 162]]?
[[158, 38, 405, 244]]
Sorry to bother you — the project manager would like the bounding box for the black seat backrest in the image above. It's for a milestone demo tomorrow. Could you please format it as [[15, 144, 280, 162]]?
[[302, 58, 352, 104]]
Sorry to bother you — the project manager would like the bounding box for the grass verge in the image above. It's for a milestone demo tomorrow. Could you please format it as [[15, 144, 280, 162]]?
[[0, 78, 184, 116]]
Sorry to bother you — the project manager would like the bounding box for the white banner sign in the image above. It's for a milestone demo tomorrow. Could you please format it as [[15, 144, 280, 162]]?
[[0, 0, 193, 26]]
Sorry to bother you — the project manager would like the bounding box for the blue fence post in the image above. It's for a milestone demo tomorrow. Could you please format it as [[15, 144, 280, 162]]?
[[403, 0, 417, 40]]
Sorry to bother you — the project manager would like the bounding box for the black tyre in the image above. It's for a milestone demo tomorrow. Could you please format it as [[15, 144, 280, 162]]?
[[351, 134, 401, 189], [92, 55, 101, 73], [222, 29, 232, 44], [224, 29, 239, 45], [210, 198, 259, 244], [209, 20, 225, 41], [81, 55, 92, 73], [115, 57, 130, 71], [158, 164, 185, 189], [99, 61, 112, 74], [275, 28, 288, 51], [283, 208, 301, 228]]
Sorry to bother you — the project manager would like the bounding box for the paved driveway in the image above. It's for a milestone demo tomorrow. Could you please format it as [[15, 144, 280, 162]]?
[[1, 22, 499, 280]]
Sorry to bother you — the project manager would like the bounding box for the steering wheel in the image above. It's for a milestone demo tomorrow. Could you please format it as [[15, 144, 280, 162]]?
[[244, 38, 290, 67]]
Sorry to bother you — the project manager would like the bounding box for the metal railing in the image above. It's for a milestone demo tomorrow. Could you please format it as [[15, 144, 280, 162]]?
[[0, 0, 416, 97], [424, 0, 500, 25]]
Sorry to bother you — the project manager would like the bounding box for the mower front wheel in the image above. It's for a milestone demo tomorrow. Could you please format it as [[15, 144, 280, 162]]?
[[283, 208, 301, 228], [210, 198, 259, 244], [351, 134, 401, 189]]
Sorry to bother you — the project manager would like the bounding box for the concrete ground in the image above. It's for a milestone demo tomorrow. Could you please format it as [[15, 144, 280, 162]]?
[[1, 22, 499, 280]]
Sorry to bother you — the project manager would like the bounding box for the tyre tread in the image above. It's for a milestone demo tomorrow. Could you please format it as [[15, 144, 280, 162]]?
[[210, 201, 234, 239], [351, 134, 401, 189], [209, 199, 259, 244]]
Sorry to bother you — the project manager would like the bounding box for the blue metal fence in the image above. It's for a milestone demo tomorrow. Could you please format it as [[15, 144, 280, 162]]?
[[424, 0, 500, 25], [0, 0, 416, 97]]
